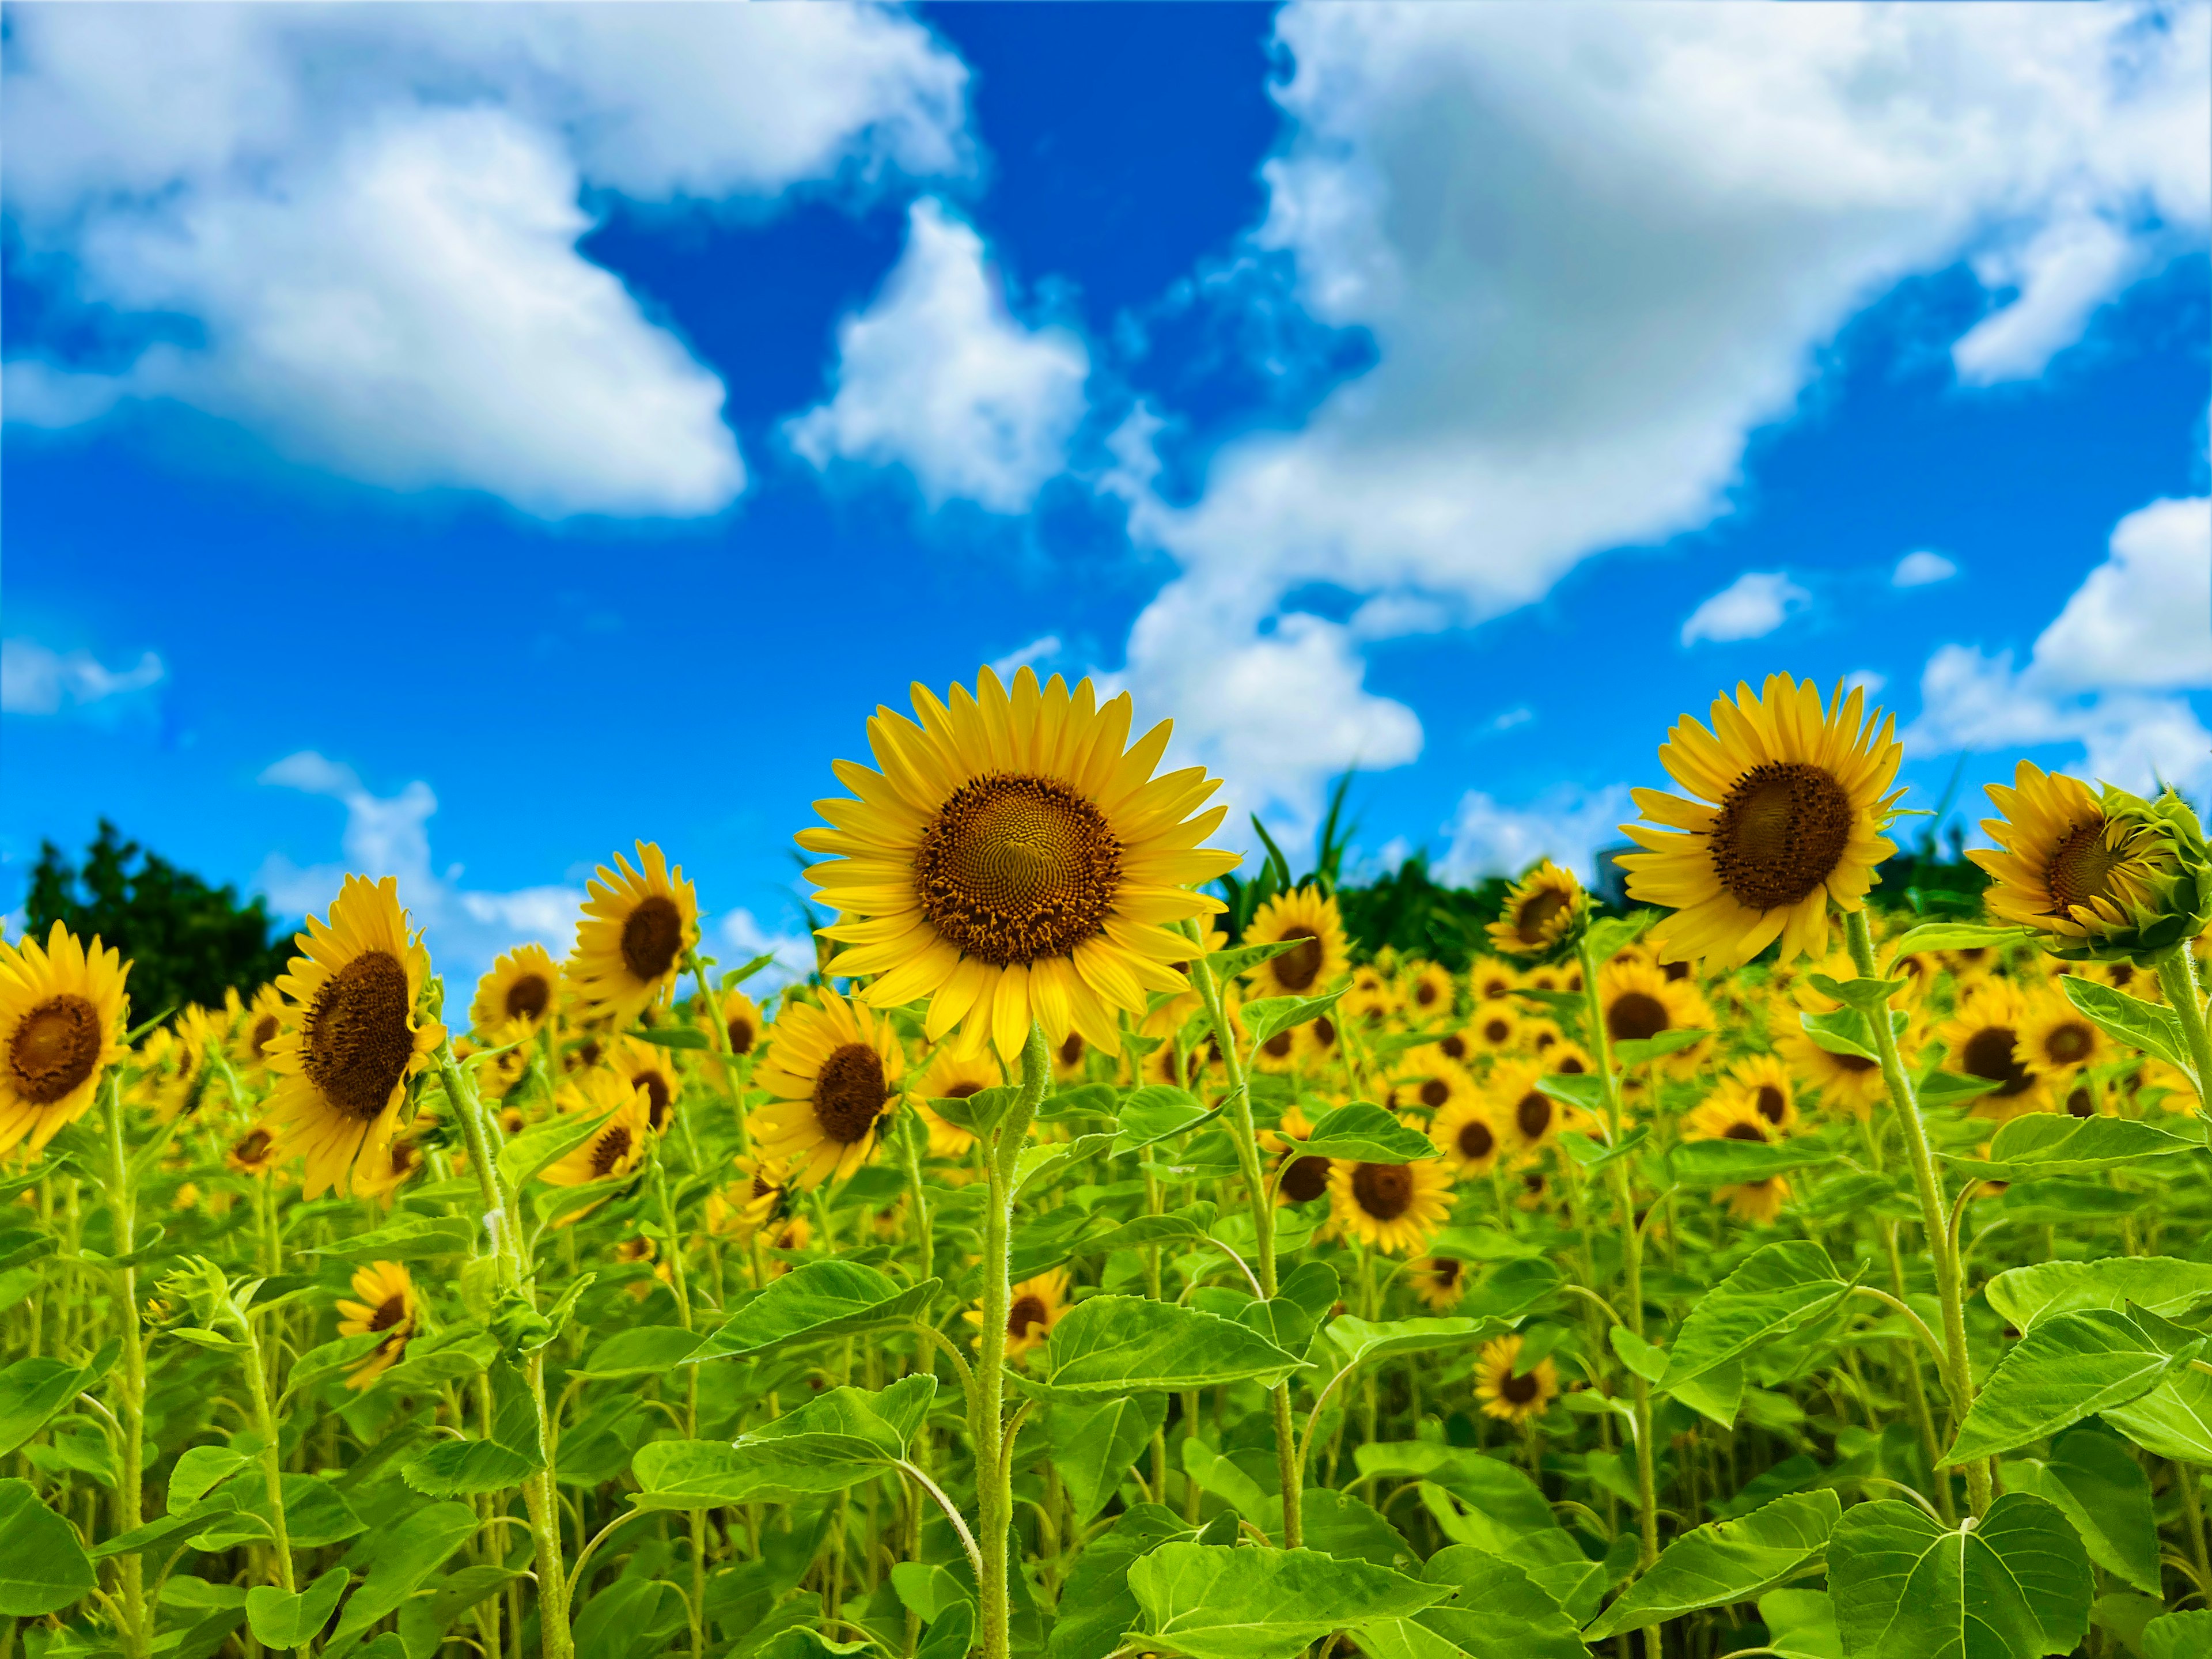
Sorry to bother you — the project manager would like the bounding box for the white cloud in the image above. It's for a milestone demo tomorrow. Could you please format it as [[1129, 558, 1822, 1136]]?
[[718, 910, 816, 995], [1434, 784, 1634, 887], [1, 638, 165, 715], [988, 635, 1063, 679], [3, 6, 971, 517], [1892, 550, 1959, 588], [1842, 669, 1888, 699], [1111, 1, 2208, 817], [786, 199, 1090, 513], [1680, 571, 1812, 646], [2031, 495, 2212, 691]]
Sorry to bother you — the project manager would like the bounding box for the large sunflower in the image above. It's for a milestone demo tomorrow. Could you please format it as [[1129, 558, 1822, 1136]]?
[[1327, 1150, 1452, 1255], [1622, 676, 1902, 969], [1970, 763, 2176, 946], [567, 844, 699, 1026], [260, 877, 444, 1200], [1486, 861, 1585, 959], [800, 667, 1238, 1063], [1474, 1334, 1559, 1425], [336, 1262, 418, 1390], [1244, 886, 1351, 1002], [1940, 981, 2047, 1120], [0, 921, 131, 1162], [472, 943, 561, 1038], [749, 988, 906, 1188]]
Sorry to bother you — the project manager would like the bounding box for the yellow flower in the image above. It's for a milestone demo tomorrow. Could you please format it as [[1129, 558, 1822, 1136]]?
[[471, 944, 560, 1037], [566, 843, 699, 1026], [1460, 1003, 1522, 1058], [335, 1262, 418, 1389], [353, 1132, 426, 1199], [1474, 1334, 1558, 1424], [1396, 1054, 1479, 1118], [1722, 1054, 1800, 1133], [1596, 960, 1713, 1066], [696, 987, 765, 1059], [230, 983, 286, 1074], [1430, 1096, 1505, 1177], [1940, 981, 2048, 1121], [705, 1155, 795, 1241], [1327, 1151, 1452, 1255], [2016, 991, 2110, 1082], [1685, 1089, 1780, 1147], [919, 1045, 1002, 1158], [539, 1069, 652, 1187], [0, 921, 131, 1162], [225, 1126, 281, 1177], [964, 1268, 1069, 1360], [1622, 676, 1902, 969], [1486, 1059, 1570, 1154], [1970, 762, 2179, 947], [1717, 1176, 1791, 1225], [1399, 961, 1457, 1023], [259, 877, 445, 1200], [801, 666, 1238, 1063], [1244, 886, 1351, 1002], [1410, 1256, 1468, 1311], [608, 1034, 682, 1136], [748, 988, 905, 1188], [1486, 861, 1585, 959], [1051, 1029, 1093, 1082], [1772, 1022, 1887, 1118]]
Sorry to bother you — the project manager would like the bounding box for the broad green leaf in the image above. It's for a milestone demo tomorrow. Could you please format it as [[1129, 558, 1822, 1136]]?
[[890, 1560, 974, 1623], [1243, 988, 1347, 1047], [1613, 1325, 1745, 1426], [1669, 1138, 1832, 1186], [1827, 1493, 2090, 1659], [2101, 1366, 2212, 1465], [1581, 1490, 1840, 1641], [0, 1478, 95, 1615], [1298, 1103, 1440, 1164], [1414, 1546, 1587, 1659], [1208, 937, 1315, 980], [1584, 911, 1657, 963], [1946, 1306, 2208, 1464], [1180, 1438, 1270, 1522], [1535, 1073, 1606, 1113], [631, 1377, 935, 1507], [1457, 1258, 1565, 1323], [1800, 1007, 1884, 1063], [402, 1361, 544, 1497], [692, 1260, 940, 1361], [1660, 1242, 1850, 1388], [1013, 1131, 1118, 1198], [1917, 1071, 2006, 1111], [1114, 1085, 1219, 1152], [1127, 1543, 1445, 1659], [626, 1022, 707, 1049], [0, 1341, 118, 1457], [2143, 1611, 2212, 1659], [498, 1105, 616, 1191], [1043, 1296, 1305, 1393], [2001, 1429, 2161, 1596], [376, 1324, 501, 1392], [929, 1083, 1017, 1136], [1558, 1124, 1649, 1172], [1986, 1256, 2212, 1331], [2059, 975, 2199, 1082], [1038, 1081, 1119, 1122], [1808, 975, 1908, 1014], [1043, 1393, 1166, 1524], [396, 1565, 526, 1659], [1264, 1488, 1414, 1572], [168, 1445, 253, 1510], [1084, 1210, 1217, 1256], [578, 1324, 709, 1376], [306, 1214, 475, 1264], [1325, 1315, 1511, 1369], [245, 1568, 349, 1650], [1759, 1589, 1844, 1659], [327, 1500, 479, 1646], [1350, 1445, 1554, 1548], [1047, 1505, 1197, 1659], [916, 1601, 976, 1659], [279, 1331, 392, 1403], [1614, 1027, 1711, 1066], [1885, 922, 2031, 961], [1946, 1114, 2199, 1179]]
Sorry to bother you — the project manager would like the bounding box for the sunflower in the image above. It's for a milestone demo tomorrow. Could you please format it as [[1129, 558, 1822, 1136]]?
[[1596, 960, 1713, 1064], [1327, 1150, 1452, 1255], [2016, 993, 2110, 1081], [464, 1020, 535, 1101], [353, 1131, 425, 1199], [920, 1046, 1002, 1158], [1463, 1004, 1522, 1058], [0, 922, 131, 1162], [608, 1035, 682, 1135], [1397, 1055, 1479, 1118], [1051, 1029, 1092, 1082], [1400, 961, 1457, 1023], [1685, 1090, 1779, 1147], [1970, 763, 2179, 948], [567, 843, 699, 1026], [1939, 982, 2048, 1120], [1487, 861, 1585, 959], [137, 1005, 221, 1123], [1721, 1054, 1799, 1132], [1622, 676, 1902, 970], [225, 1125, 281, 1177], [1342, 965, 1397, 1029], [1772, 1024, 1888, 1117], [539, 1071, 652, 1187], [1470, 962, 1517, 1003], [704, 1154, 795, 1241], [1717, 1176, 1791, 1225], [697, 987, 765, 1060], [258, 878, 445, 1200], [1410, 1256, 1468, 1311], [230, 983, 286, 1074], [335, 1262, 418, 1389], [1430, 1096, 1505, 1177], [1243, 886, 1352, 1004], [1475, 1334, 1559, 1424], [965, 1268, 1069, 1361], [472, 944, 560, 1038], [749, 988, 906, 1188], [1487, 1059, 1570, 1154], [800, 667, 1237, 1064]]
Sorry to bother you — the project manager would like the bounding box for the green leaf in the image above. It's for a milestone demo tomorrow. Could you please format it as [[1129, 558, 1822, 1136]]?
[[1047, 1506, 1195, 1659], [305, 1214, 475, 1264], [1084, 1210, 1217, 1256], [1042, 1393, 1166, 1525], [1945, 1306, 2208, 1464], [279, 1331, 392, 1403], [1614, 1027, 1711, 1066], [1584, 912, 1657, 963], [2059, 975, 2199, 1083], [1297, 1103, 1440, 1164], [1265, 1489, 1415, 1572], [1946, 1113, 2200, 1179], [1827, 1493, 2091, 1659], [1351, 1444, 1553, 1547], [1916, 1070, 2007, 1111], [2143, 1611, 2212, 1659], [0, 1341, 118, 1457], [2101, 1366, 2212, 1465], [377, 1325, 501, 1392], [1114, 1085, 1222, 1152], [1669, 1138, 1832, 1187], [2001, 1429, 2161, 1597], [916, 1601, 975, 1659], [692, 1260, 940, 1361], [1324, 1316, 1511, 1369], [1043, 1296, 1305, 1393], [327, 1500, 479, 1647], [1986, 1256, 2212, 1331], [1180, 1438, 1271, 1522], [1127, 1543, 1445, 1659], [1557, 1124, 1648, 1172], [1209, 937, 1316, 980], [1242, 988, 1348, 1047], [1808, 975, 1908, 1014], [245, 1568, 349, 1650], [630, 1377, 934, 1508], [1012, 1131, 1118, 1199], [1535, 1073, 1606, 1113], [0, 1478, 95, 1615], [1758, 1589, 1844, 1659], [1659, 1242, 1850, 1388], [395, 1565, 526, 1659], [1581, 1490, 1840, 1641], [168, 1445, 253, 1510], [578, 1324, 709, 1377], [626, 1023, 707, 1049], [402, 1361, 544, 1497], [1885, 922, 2032, 961], [1799, 1006, 1896, 1063], [1414, 1546, 1588, 1659], [498, 1105, 616, 1191]]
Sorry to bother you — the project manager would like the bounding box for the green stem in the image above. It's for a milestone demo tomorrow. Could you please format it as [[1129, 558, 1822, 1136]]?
[[688, 950, 752, 1155], [1844, 908, 1989, 1517], [224, 1306, 295, 1596], [102, 1080, 150, 1659], [2155, 949, 2212, 1113]]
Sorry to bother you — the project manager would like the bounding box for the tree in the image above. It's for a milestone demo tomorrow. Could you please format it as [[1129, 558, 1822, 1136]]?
[[22, 821, 294, 1022]]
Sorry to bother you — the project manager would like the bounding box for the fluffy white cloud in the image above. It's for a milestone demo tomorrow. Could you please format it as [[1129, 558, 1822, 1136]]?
[[1112, 1, 2207, 820], [1680, 571, 1812, 646], [3, 5, 971, 517], [989, 635, 1065, 679], [1435, 784, 1634, 887], [1, 638, 165, 715], [786, 200, 1090, 513], [718, 910, 816, 995], [2032, 496, 2212, 691], [1893, 550, 1960, 588]]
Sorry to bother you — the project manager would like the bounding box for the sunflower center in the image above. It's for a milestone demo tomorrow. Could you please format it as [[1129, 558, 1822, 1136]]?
[[505, 972, 552, 1024], [369, 1293, 410, 1334], [1755, 1085, 1787, 1124], [914, 774, 1123, 967], [1832, 1050, 1878, 1074], [1457, 1120, 1495, 1160], [1724, 1122, 1767, 1143], [249, 1014, 280, 1059], [1313, 1018, 1338, 1049], [1272, 929, 1324, 993], [634, 1070, 673, 1130], [727, 1017, 755, 1055], [1421, 1078, 1450, 1109], [1484, 1018, 1512, 1044], [621, 897, 685, 983], [1060, 1033, 1085, 1067], [235, 1130, 271, 1162], [304, 951, 414, 1120], [1281, 1154, 1332, 1203], [1432, 1259, 1463, 1286], [1555, 1051, 1582, 1071], [1008, 1294, 1048, 1339], [813, 1042, 889, 1143], [1607, 991, 1669, 1044], [2067, 1088, 2093, 1118], [1516, 888, 1569, 944], [1961, 1027, 2032, 1097], [1351, 1162, 1414, 1221], [2042, 1021, 2094, 1066], [2047, 819, 2126, 913], [8, 994, 102, 1106], [1500, 1369, 1540, 1405], [1516, 1092, 1552, 1139], [1710, 762, 1854, 912], [590, 1125, 634, 1177], [1264, 1031, 1294, 1059], [1415, 980, 1440, 1007], [1440, 1033, 1467, 1061]]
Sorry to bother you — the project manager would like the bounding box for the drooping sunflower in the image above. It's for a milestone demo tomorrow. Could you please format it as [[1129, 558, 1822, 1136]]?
[[800, 667, 1238, 1064], [335, 1262, 418, 1389], [608, 1035, 682, 1136], [0, 921, 131, 1162], [567, 844, 699, 1027], [472, 943, 561, 1038], [2016, 992, 2110, 1082], [965, 1268, 1069, 1361], [919, 1045, 1002, 1158], [539, 1071, 652, 1187], [1410, 1256, 1468, 1311], [749, 988, 906, 1188], [259, 877, 445, 1201], [1596, 960, 1713, 1063], [1940, 981, 2047, 1120], [1474, 1334, 1559, 1425], [1244, 886, 1352, 1003], [1622, 676, 1903, 970], [1486, 861, 1586, 959], [1327, 1150, 1452, 1255], [1970, 763, 2179, 949], [1430, 1096, 1505, 1177]]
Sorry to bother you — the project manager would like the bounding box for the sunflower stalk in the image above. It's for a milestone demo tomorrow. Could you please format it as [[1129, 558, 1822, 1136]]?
[[2153, 948, 2212, 1116], [100, 1075, 152, 1659]]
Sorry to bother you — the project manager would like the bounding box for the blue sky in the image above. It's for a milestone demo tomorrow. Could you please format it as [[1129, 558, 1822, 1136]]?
[[5, 2, 2209, 984]]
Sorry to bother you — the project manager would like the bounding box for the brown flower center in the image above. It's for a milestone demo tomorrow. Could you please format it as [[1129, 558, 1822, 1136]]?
[[1414, 979, 1440, 1007], [369, 1293, 410, 1334], [233, 1129, 272, 1164], [1962, 1027, 2032, 1097], [1421, 1078, 1450, 1108], [726, 1016, 756, 1055], [1724, 1121, 1767, 1143], [590, 1124, 634, 1177], [2066, 1088, 2093, 1118], [303, 950, 414, 1120], [1755, 1084, 1787, 1124], [813, 1042, 889, 1143], [8, 994, 102, 1106], [1008, 1294, 1048, 1339], [1312, 1018, 1337, 1049], [1483, 1018, 1512, 1044], [1500, 1368, 1541, 1405], [1440, 1033, 1467, 1061], [1352, 1161, 1413, 1221], [505, 972, 551, 1024], [1516, 888, 1569, 944], [1059, 1033, 1085, 1067], [1430, 1258, 1463, 1287], [1281, 1154, 1331, 1203], [633, 1069, 673, 1131], [1607, 991, 1669, 1044], [1456, 1119, 1495, 1161], [249, 1014, 279, 1059], [1556, 1051, 1583, 1072], [2047, 819, 2127, 914], [1271, 928, 1324, 993], [915, 774, 1122, 966], [620, 896, 685, 983], [1264, 1031, 1294, 1059], [1515, 1092, 1552, 1140], [1710, 761, 1854, 911], [2041, 1020, 2094, 1067], [1831, 1050, 1878, 1074]]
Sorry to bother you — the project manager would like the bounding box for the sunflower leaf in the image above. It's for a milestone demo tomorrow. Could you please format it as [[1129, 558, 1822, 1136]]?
[[1827, 1493, 2090, 1659], [1113, 1085, 1219, 1152], [2001, 1427, 2162, 1596], [929, 1085, 1018, 1137], [1581, 1490, 1841, 1641], [1043, 1296, 1307, 1392], [1243, 988, 1349, 1048], [2100, 1366, 2212, 1463], [692, 1260, 940, 1362], [1613, 1027, 1710, 1066], [304, 1214, 475, 1265], [1659, 1242, 1851, 1388], [1945, 1305, 2208, 1464], [1668, 1138, 1830, 1187], [1299, 1103, 1438, 1163], [1797, 1007, 1899, 1063], [1324, 1316, 1512, 1369], [1584, 912, 1658, 964], [1884, 922, 2032, 963], [1915, 1068, 2006, 1109], [625, 1024, 707, 1050], [1986, 1256, 2212, 1331], [1558, 1126, 1647, 1172], [498, 1107, 618, 1192], [1205, 937, 1314, 982], [1807, 975, 1908, 1014], [0, 1479, 96, 1616], [1942, 1114, 2200, 1180], [1535, 1073, 1605, 1113], [0, 1341, 118, 1460], [1012, 1132, 1118, 1199], [1126, 1543, 1446, 1659], [2056, 976, 2199, 1084]]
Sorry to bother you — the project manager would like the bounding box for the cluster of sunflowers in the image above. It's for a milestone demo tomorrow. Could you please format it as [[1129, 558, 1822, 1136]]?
[[4, 668, 2211, 1659]]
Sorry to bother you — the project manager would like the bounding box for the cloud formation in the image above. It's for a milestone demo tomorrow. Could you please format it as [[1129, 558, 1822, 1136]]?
[[1680, 572, 1812, 646], [1435, 784, 1635, 886], [1892, 551, 1960, 588], [1, 638, 166, 716]]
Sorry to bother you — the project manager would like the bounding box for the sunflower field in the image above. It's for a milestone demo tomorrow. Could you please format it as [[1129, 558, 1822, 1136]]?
[[4, 669, 2212, 1659]]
